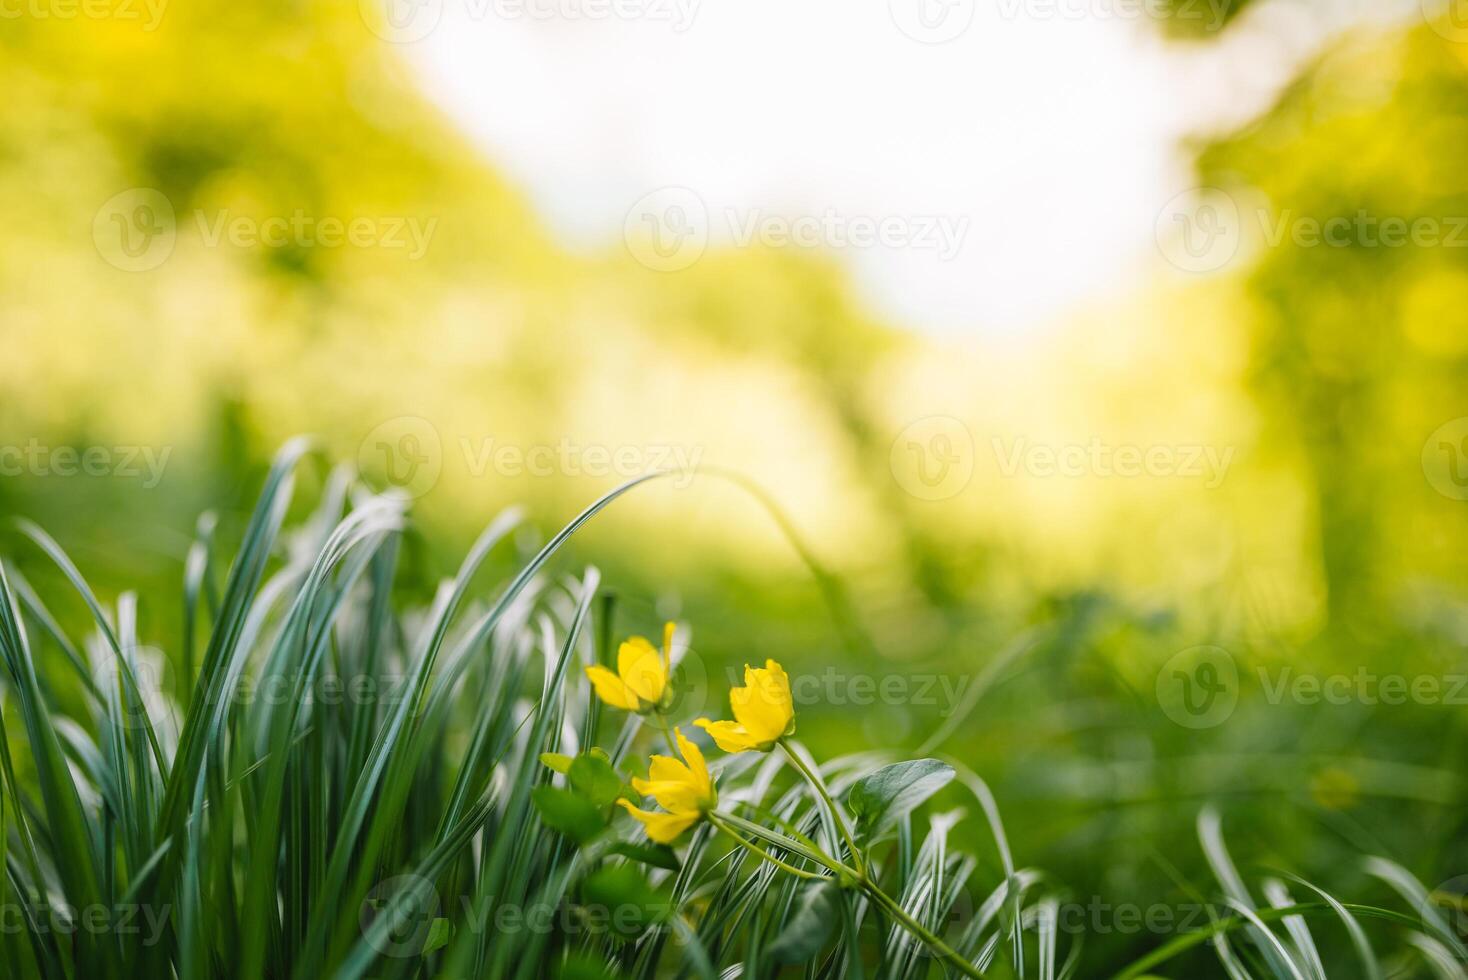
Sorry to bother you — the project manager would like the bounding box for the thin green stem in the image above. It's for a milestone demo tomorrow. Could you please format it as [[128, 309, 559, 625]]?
[[655, 722, 679, 757], [780, 741, 865, 877], [714, 811, 847, 875], [709, 814, 824, 880], [717, 805, 984, 977], [863, 880, 986, 979]]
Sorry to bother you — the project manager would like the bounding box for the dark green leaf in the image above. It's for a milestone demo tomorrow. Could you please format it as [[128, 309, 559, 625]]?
[[532, 785, 605, 844], [766, 880, 841, 964], [608, 841, 681, 871], [568, 753, 624, 806], [582, 865, 671, 940], [847, 759, 955, 840]]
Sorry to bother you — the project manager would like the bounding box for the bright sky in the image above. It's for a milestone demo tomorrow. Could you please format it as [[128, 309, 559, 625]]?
[[397, 0, 1420, 336]]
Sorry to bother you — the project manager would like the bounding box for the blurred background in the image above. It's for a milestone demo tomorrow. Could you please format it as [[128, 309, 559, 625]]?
[[3, 0, 1468, 971]]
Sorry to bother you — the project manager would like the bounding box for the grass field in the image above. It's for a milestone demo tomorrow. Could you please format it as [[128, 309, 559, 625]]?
[[0, 440, 1464, 978]]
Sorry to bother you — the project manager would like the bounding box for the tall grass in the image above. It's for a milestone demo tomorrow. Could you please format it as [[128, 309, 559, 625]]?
[[0, 441, 1462, 978]]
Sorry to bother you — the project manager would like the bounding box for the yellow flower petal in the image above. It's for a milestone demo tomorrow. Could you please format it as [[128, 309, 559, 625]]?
[[695, 718, 760, 754], [675, 728, 713, 801], [586, 665, 641, 711], [617, 799, 701, 844], [633, 728, 716, 811], [647, 752, 692, 783], [631, 777, 702, 813], [618, 636, 666, 706], [728, 660, 794, 748]]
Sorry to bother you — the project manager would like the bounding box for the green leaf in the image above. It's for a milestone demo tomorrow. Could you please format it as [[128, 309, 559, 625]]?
[[540, 752, 573, 774], [532, 785, 605, 844], [607, 841, 681, 871], [422, 918, 452, 955], [582, 865, 671, 940], [766, 880, 841, 964], [847, 759, 955, 840], [568, 753, 624, 806]]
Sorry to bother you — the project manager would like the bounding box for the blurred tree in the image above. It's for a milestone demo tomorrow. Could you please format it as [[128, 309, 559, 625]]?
[[1199, 29, 1468, 636]]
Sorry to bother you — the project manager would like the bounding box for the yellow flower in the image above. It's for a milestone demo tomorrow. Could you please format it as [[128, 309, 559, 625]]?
[[695, 659, 795, 753], [617, 728, 717, 844], [586, 622, 675, 713]]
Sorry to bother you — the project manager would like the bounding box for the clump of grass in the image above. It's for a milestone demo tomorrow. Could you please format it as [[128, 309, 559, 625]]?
[[0, 441, 1462, 978]]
